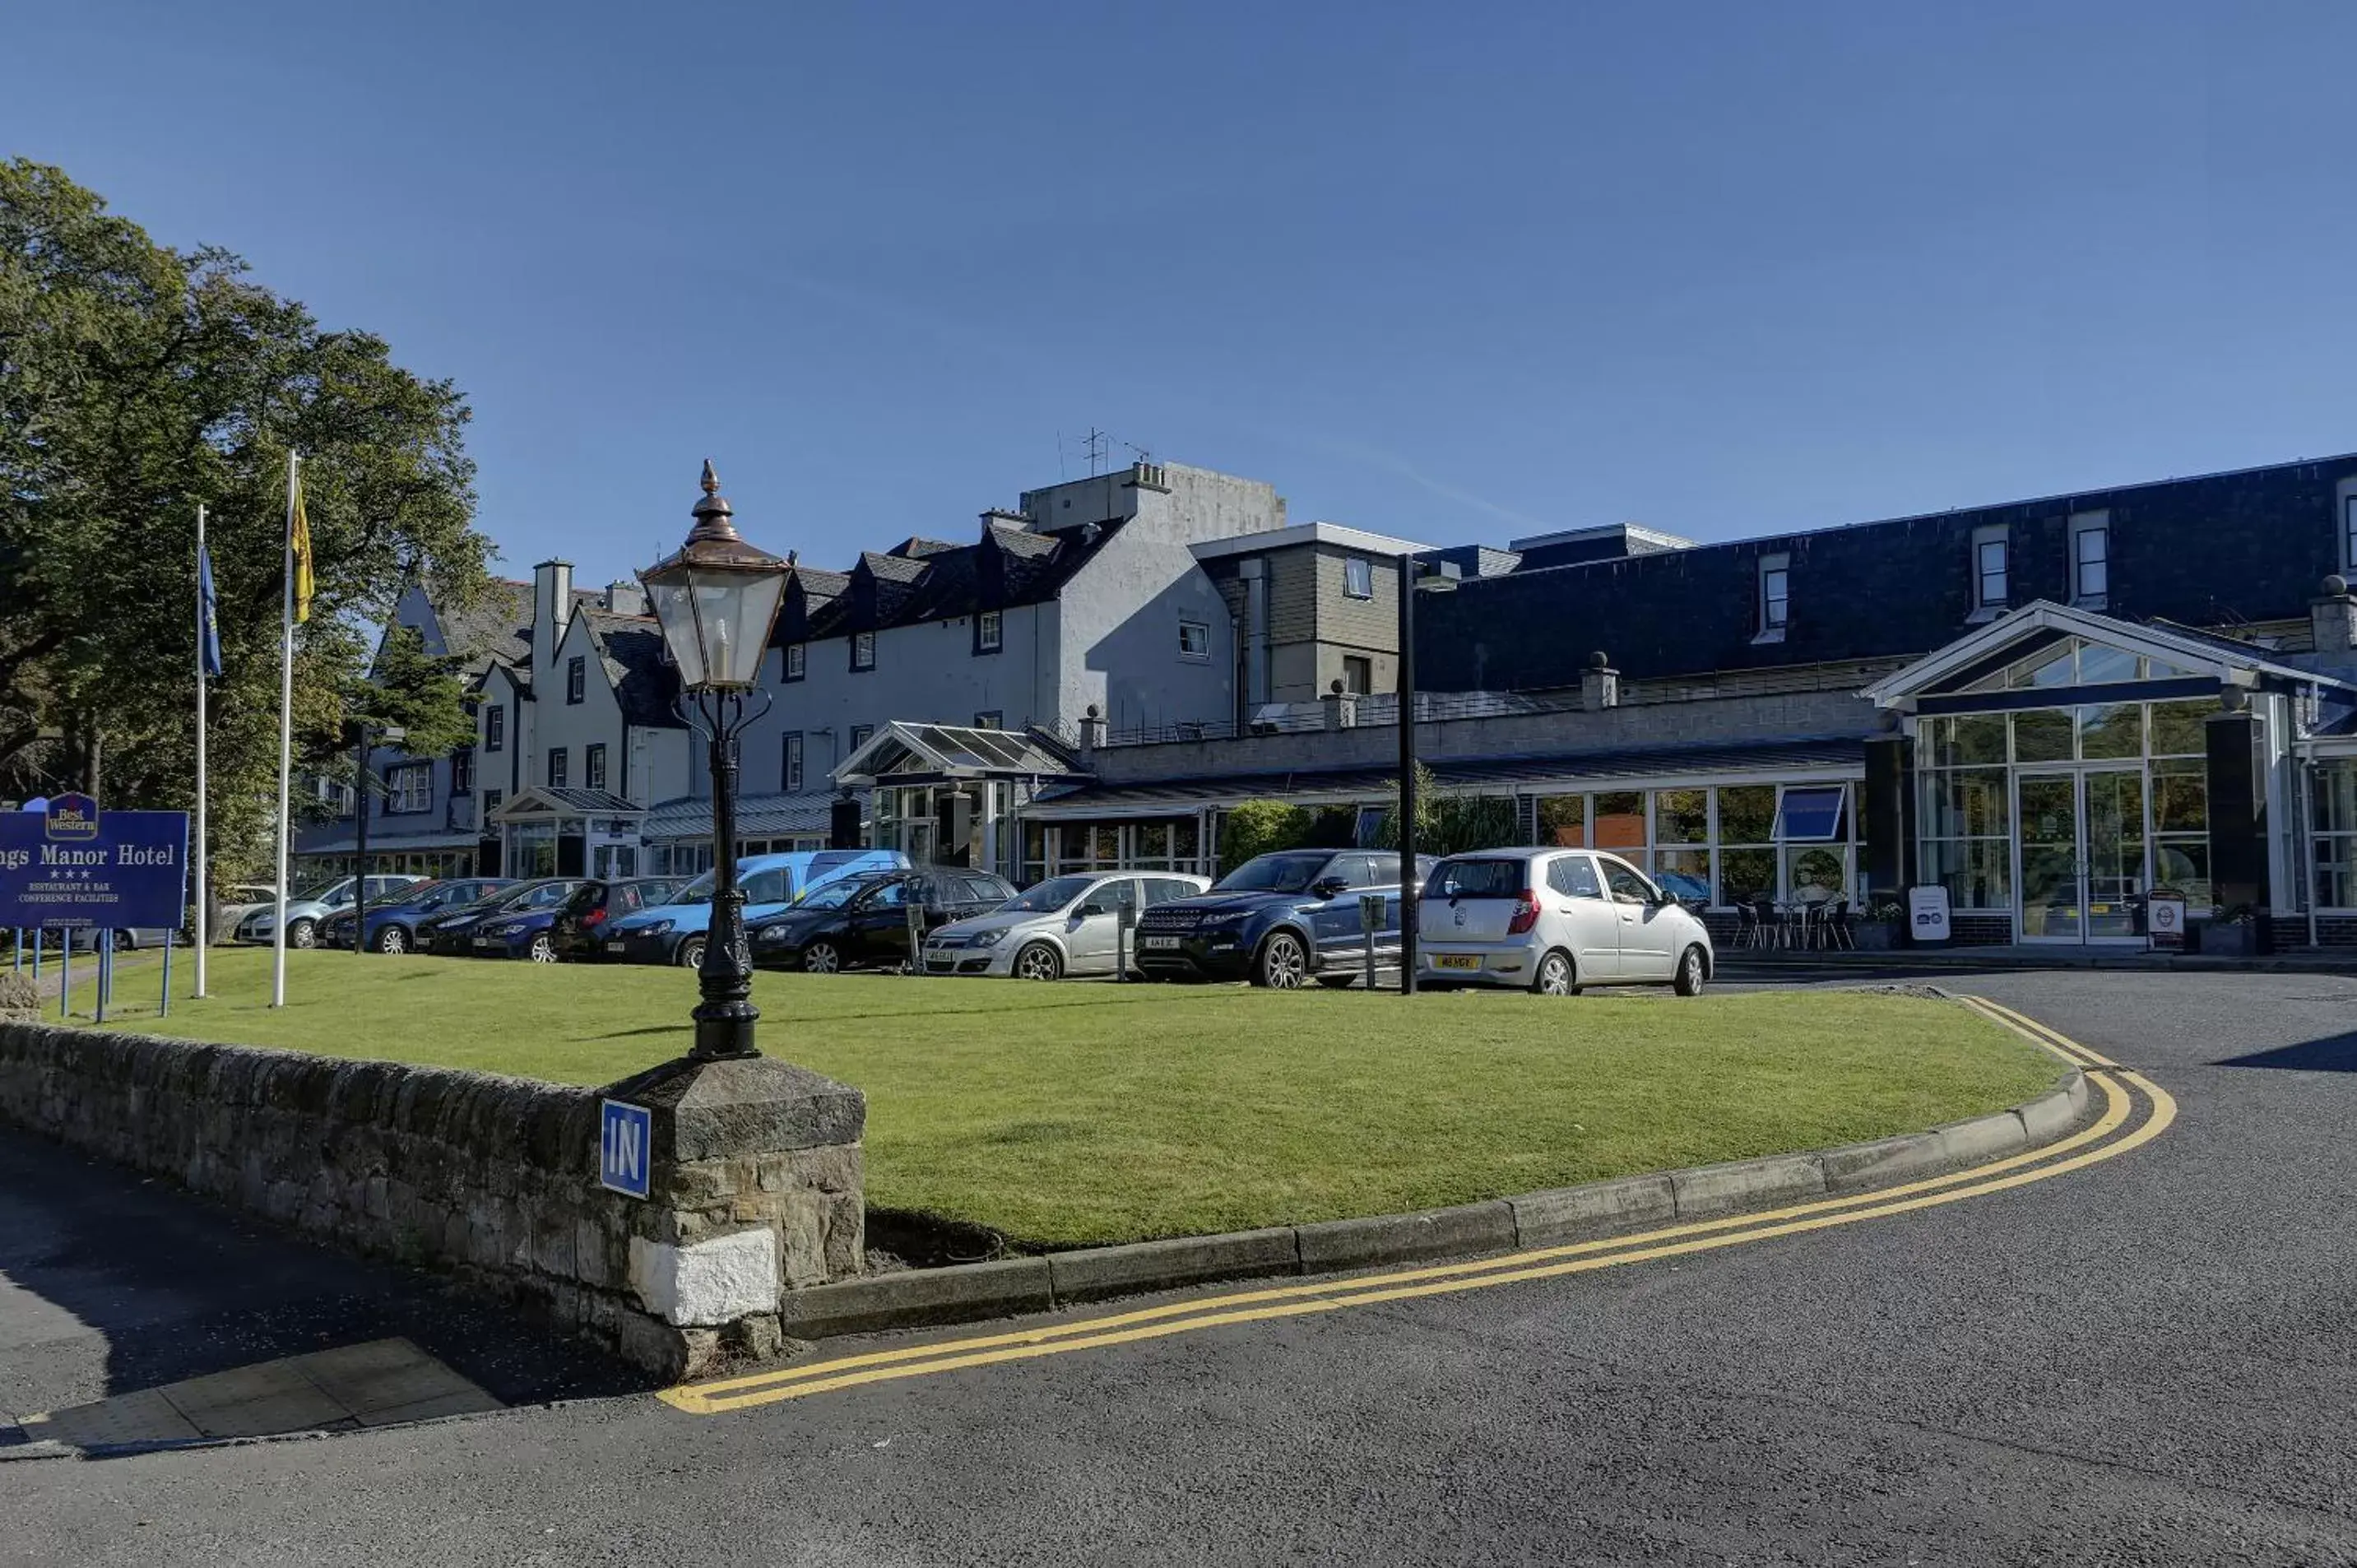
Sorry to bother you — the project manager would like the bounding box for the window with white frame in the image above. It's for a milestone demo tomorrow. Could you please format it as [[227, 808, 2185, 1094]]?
[[2071, 511, 2109, 606], [485, 705, 505, 752], [386, 763, 431, 815], [1343, 557, 1375, 599], [548, 748, 568, 789], [848, 723, 874, 752], [1529, 782, 1856, 907], [1973, 527, 2009, 614], [585, 743, 607, 791], [1757, 553, 1790, 638], [782, 731, 803, 792], [783, 643, 805, 681], [566, 656, 585, 704], [977, 610, 1003, 652], [1178, 619, 1210, 658], [851, 631, 875, 671]]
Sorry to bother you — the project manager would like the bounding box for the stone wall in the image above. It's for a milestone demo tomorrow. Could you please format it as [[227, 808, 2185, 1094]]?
[[0, 1023, 865, 1378]]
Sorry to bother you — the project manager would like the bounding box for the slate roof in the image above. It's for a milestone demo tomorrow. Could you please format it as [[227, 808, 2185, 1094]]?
[[773, 517, 1122, 646], [1029, 736, 1868, 812], [434, 579, 536, 671], [578, 609, 684, 729], [641, 791, 837, 840]]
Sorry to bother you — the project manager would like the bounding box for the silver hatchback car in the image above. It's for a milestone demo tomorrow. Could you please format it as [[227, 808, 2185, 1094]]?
[[923, 870, 1212, 980], [1416, 847, 1713, 996]]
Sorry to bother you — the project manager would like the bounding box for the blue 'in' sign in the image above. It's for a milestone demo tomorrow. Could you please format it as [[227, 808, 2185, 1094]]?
[[600, 1099, 652, 1199]]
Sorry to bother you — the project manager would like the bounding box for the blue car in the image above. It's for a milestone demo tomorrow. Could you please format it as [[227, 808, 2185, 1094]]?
[[320, 878, 513, 953], [604, 849, 911, 967], [1134, 848, 1436, 989], [462, 879, 592, 960]]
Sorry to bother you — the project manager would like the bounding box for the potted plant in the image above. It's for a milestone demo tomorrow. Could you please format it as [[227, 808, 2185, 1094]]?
[[1854, 898, 1904, 951], [2194, 903, 2259, 958]]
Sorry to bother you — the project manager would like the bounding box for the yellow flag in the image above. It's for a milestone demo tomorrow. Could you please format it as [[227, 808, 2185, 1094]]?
[[289, 468, 314, 624]]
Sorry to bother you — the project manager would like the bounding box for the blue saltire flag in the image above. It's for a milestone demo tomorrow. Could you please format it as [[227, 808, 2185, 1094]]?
[[198, 543, 224, 678]]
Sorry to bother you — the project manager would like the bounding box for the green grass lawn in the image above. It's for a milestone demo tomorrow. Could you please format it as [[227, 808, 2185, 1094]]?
[[77, 947, 2057, 1248]]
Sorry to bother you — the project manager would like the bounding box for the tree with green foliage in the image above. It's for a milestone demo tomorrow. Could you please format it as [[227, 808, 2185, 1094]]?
[[0, 160, 489, 875], [1375, 762, 1519, 856], [1215, 799, 1313, 876]]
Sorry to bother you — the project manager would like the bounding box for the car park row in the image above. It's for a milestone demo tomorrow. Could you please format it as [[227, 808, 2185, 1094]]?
[[210, 842, 1715, 995]]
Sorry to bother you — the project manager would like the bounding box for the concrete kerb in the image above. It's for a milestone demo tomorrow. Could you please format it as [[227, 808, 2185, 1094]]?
[[772, 1017, 2095, 1346]]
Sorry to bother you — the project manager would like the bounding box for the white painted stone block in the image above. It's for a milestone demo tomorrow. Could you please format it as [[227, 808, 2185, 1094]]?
[[629, 1227, 779, 1326]]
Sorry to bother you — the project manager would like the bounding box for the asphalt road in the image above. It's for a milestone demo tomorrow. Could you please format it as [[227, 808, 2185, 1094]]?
[[5, 970, 2355, 1566]]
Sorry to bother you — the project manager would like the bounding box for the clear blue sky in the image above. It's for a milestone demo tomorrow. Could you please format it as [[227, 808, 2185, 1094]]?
[[12, 1, 2354, 582]]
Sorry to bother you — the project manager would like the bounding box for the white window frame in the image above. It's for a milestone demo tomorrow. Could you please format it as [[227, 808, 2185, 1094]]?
[[585, 742, 607, 791], [386, 763, 431, 815], [782, 731, 804, 792], [1756, 552, 1790, 642], [977, 610, 1003, 652], [547, 749, 568, 790], [851, 631, 875, 671], [784, 643, 805, 681], [2070, 510, 2109, 608], [849, 723, 875, 752], [1343, 557, 1375, 600], [1971, 525, 2010, 619], [1178, 619, 1210, 659]]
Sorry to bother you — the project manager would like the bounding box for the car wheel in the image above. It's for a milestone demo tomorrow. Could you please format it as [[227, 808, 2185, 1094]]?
[[1673, 944, 1709, 997], [1013, 942, 1064, 981], [1532, 950, 1580, 997], [803, 941, 842, 975], [676, 936, 707, 969], [113, 930, 138, 951], [1252, 930, 1308, 990], [1315, 974, 1356, 990], [287, 919, 316, 950], [529, 934, 557, 963], [375, 925, 409, 955]]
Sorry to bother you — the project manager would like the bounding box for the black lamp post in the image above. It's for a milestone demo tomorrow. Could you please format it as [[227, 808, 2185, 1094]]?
[[1394, 550, 1459, 996], [640, 462, 790, 1061]]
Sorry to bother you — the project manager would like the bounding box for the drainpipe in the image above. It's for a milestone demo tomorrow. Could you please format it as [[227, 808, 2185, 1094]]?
[[2304, 680, 2321, 951]]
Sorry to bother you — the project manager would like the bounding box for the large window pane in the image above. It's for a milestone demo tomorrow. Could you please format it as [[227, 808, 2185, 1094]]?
[[1593, 791, 1645, 851], [1923, 839, 2011, 910], [2312, 761, 2357, 833], [1927, 714, 2007, 768], [2157, 838, 2212, 908], [2313, 839, 2357, 909], [1720, 847, 1776, 904], [2079, 703, 2144, 759], [1789, 846, 1848, 900], [2151, 762, 2207, 834], [2149, 700, 2211, 758], [1537, 795, 1585, 847], [1717, 786, 1775, 844], [2013, 708, 2073, 763], [1653, 848, 1710, 902], [2076, 643, 2138, 685], [1922, 769, 2008, 838], [1654, 788, 1708, 845]]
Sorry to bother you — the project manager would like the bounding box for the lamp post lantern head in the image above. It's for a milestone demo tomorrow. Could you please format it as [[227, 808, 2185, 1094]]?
[[639, 461, 791, 691]]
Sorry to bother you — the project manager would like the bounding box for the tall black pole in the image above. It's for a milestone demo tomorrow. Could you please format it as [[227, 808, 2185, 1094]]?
[[353, 724, 369, 952], [693, 703, 760, 1060], [1397, 554, 1419, 996]]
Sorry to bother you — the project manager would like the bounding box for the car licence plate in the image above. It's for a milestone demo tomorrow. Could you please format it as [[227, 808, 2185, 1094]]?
[[1434, 953, 1482, 971], [1143, 935, 1182, 949], [606, 940, 627, 953]]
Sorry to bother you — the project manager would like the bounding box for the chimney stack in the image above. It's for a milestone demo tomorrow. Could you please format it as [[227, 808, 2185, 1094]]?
[[2311, 575, 2356, 654], [605, 579, 646, 616], [1580, 651, 1620, 712]]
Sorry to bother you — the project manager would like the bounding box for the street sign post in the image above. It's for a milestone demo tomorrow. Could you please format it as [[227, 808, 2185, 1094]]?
[[600, 1099, 652, 1199]]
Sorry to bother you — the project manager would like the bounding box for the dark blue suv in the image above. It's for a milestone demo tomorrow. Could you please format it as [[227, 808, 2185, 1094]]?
[[1135, 848, 1435, 989]]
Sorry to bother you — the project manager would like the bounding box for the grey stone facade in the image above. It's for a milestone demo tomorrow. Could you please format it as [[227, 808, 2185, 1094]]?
[[0, 1023, 865, 1378]]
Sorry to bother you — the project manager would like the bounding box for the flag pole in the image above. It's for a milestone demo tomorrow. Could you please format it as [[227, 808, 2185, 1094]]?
[[194, 501, 211, 999], [271, 453, 298, 1008]]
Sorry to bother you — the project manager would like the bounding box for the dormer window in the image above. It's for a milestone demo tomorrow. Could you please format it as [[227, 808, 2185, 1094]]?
[[851, 631, 875, 672], [1756, 553, 1790, 641], [2071, 511, 2110, 609], [1971, 526, 2010, 618]]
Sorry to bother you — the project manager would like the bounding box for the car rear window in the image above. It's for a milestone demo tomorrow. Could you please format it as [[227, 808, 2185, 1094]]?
[[1424, 860, 1527, 898]]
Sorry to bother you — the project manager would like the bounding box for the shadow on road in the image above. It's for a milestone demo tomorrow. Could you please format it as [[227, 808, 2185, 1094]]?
[[2212, 1032, 2357, 1073], [0, 1132, 650, 1426]]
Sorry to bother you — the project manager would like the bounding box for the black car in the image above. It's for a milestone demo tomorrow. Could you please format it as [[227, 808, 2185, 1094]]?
[[749, 870, 1017, 974], [415, 878, 580, 956], [1134, 849, 1435, 988], [320, 878, 513, 953], [552, 876, 687, 961]]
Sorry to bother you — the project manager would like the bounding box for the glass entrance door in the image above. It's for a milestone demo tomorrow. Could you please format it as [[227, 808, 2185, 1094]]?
[[2017, 773, 2083, 941], [2016, 768, 2149, 944]]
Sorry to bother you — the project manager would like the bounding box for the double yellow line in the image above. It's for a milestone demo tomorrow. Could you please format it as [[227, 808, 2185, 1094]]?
[[661, 996, 2175, 1414]]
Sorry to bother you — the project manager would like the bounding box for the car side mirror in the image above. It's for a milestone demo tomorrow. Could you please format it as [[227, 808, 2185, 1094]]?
[[1311, 877, 1348, 899], [1076, 902, 1110, 919]]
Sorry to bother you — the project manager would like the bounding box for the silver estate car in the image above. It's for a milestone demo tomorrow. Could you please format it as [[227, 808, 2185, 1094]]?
[[922, 870, 1212, 980]]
